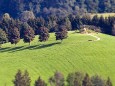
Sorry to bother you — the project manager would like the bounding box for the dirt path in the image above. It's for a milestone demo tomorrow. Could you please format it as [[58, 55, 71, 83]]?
[[87, 34, 101, 41]]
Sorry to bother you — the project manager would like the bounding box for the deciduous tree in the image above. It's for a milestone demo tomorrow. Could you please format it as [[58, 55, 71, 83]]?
[[55, 25, 68, 42], [0, 29, 8, 47], [23, 24, 35, 45], [38, 27, 49, 42], [8, 27, 20, 45]]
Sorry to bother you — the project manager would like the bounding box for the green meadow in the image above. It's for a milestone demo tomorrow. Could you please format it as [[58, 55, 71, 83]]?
[[0, 31, 115, 86]]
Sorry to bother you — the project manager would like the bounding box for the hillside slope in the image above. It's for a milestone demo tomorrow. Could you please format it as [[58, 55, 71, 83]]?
[[0, 32, 115, 86]]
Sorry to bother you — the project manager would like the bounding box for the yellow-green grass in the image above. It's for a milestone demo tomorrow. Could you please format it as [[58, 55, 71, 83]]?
[[90, 13, 115, 18], [0, 31, 115, 86]]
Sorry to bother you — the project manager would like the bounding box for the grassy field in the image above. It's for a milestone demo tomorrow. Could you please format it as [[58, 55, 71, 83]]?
[[90, 13, 115, 18], [0, 31, 115, 86]]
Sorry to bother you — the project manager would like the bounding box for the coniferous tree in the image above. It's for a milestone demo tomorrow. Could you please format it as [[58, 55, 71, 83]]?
[[8, 27, 20, 45], [55, 25, 68, 42], [22, 70, 31, 86], [49, 71, 64, 86], [13, 70, 23, 86], [82, 73, 93, 86], [112, 21, 115, 35], [13, 70, 31, 86], [91, 75, 106, 86], [92, 15, 99, 26], [106, 77, 112, 86], [23, 24, 35, 45], [38, 26, 49, 42], [67, 72, 84, 86], [35, 77, 47, 86], [0, 29, 8, 47]]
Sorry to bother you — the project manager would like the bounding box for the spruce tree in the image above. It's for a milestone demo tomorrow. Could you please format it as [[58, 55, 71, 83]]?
[[91, 75, 106, 86], [13, 70, 23, 86], [35, 77, 47, 86], [49, 71, 64, 86], [0, 29, 8, 47], [38, 26, 49, 42], [67, 72, 84, 86], [23, 24, 35, 45], [55, 25, 68, 42], [106, 77, 112, 86], [8, 27, 20, 45], [22, 70, 31, 86], [13, 70, 31, 86], [82, 73, 93, 86]]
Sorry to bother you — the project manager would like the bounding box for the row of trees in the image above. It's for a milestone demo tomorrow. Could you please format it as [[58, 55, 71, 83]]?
[[0, 24, 68, 46], [1, 13, 115, 34], [13, 70, 112, 86]]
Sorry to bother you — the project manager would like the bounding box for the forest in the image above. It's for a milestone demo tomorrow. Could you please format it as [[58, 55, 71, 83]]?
[[0, 0, 115, 18]]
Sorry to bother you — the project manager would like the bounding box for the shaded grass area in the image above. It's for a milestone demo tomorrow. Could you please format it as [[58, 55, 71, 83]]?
[[0, 32, 115, 86], [0, 42, 61, 53]]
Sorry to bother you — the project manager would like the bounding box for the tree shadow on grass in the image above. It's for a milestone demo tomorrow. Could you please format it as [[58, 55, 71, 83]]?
[[0, 42, 61, 53], [0, 46, 24, 52], [30, 42, 61, 50]]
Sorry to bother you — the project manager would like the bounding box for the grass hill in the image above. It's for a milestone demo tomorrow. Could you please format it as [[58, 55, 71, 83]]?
[[0, 31, 115, 86]]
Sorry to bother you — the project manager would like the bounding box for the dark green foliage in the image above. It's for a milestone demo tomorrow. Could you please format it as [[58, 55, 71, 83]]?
[[38, 27, 49, 42], [0, 18, 16, 34], [8, 27, 20, 44], [57, 17, 72, 31], [106, 77, 112, 86], [71, 15, 82, 30], [91, 75, 106, 86], [66, 72, 84, 86], [112, 22, 115, 35], [49, 71, 65, 86], [81, 14, 91, 25], [0, 29, 8, 47], [35, 77, 47, 86], [23, 24, 35, 45], [82, 73, 93, 86], [13, 70, 31, 86], [91, 15, 99, 26], [0, 0, 115, 18], [27, 18, 45, 34], [55, 26, 68, 42]]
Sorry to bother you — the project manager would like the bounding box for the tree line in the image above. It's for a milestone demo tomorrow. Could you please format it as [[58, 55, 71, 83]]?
[[0, 0, 115, 18], [13, 70, 112, 86], [0, 13, 115, 46]]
